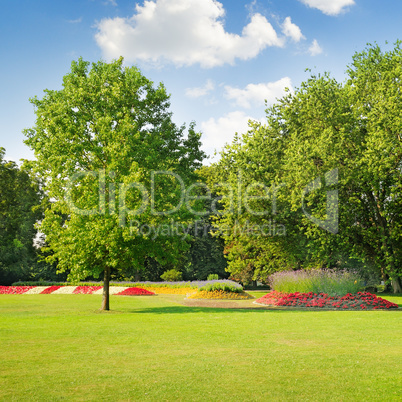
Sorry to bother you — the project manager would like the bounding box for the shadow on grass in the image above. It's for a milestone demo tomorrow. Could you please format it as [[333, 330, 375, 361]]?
[[116, 305, 401, 315], [121, 306, 289, 314]]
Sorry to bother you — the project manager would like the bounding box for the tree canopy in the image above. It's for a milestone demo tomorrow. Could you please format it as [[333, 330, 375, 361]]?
[[24, 58, 205, 309], [212, 42, 402, 292]]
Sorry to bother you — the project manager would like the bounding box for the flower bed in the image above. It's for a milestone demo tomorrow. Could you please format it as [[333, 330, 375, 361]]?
[[1, 280, 244, 297], [253, 290, 287, 305], [73, 286, 102, 294], [139, 286, 196, 295], [93, 286, 128, 295], [0, 286, 35, 294], [52, 286, 77, 294], [115, 287, 155, 296], [10, 280, 242, 295], [40, 286, 63, 294], [255, 291, 399, 310], [188, 290, 253, 300], [25, 286, 49, 294], [0, 285, 154, 296]]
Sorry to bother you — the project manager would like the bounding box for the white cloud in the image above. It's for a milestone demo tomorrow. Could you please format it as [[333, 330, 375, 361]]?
[[185, 80, 215, 98], [201, 111, 259, 158], [224, 77, 292, 109], [308, 39, 323, 56], [298, 0, 355, 16], [95, 0, 285, 68], [282, 17, 305, 42]]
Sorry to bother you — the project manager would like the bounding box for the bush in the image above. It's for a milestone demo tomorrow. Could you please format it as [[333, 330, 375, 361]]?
[[268, 269, 364, 296], [12, 281, 66, 286], [199, 282, 243, 293], [207, 274, 219, 280], [160, 269, 183, 282]]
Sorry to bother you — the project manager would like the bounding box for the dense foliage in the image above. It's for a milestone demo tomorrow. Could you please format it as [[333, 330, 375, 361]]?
[[160, 269, 183, 282], [0, 148, 51, 285], [24, 57, 204, 309], [211, 42, 402, 292]]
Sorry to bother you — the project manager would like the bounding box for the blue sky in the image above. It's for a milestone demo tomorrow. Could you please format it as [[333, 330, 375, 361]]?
[[1, 0, 401, 163]]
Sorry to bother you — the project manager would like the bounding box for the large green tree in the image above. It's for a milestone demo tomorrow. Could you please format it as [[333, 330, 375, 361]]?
[[213, 42, 402, 292], [345, 42, 402, 292], [24, 58, 204, 309]]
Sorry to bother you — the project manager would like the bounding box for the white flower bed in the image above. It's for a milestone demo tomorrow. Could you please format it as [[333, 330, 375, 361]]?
[[52, 286, 77, 294], [93, 286, 128, 295], [24, 286, 49, 294]]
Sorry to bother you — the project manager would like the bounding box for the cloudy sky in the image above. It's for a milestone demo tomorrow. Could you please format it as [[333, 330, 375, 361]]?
[[1, 0, 401, 163]]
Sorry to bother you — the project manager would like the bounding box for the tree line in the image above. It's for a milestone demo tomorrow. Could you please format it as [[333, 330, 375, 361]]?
[[208, 42, 402, 293], [1, 42, 401, 309]]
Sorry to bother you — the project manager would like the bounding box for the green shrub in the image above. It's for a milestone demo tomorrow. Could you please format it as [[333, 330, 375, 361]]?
[[199, 282, 243, 293], [207, 274, 219, 280], [268, 269, 364, 296], [12, 281, 67, 286], [160, 269, 183, 282]]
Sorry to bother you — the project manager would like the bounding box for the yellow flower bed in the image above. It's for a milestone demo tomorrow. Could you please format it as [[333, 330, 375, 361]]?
[[187, 290, 253, 300], [141, 286, 197, 295]]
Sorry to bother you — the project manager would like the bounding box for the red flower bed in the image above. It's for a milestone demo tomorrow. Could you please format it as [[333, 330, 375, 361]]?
[[116, 287, 155, 296], [0, 286, 35, 294], [40, 286, 63, 294], [73, 286, 102, 294], [256, 291, 398, 310], [255, 290, 286, 305]]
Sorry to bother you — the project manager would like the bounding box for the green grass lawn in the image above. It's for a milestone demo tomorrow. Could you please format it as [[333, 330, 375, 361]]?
[[0, 293, 401, 401]]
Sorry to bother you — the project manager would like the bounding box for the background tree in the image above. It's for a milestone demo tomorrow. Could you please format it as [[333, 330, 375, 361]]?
[[0, 148, 44, 284], [212, 42, 402, 292], [179, 165, 228, 280], [24, 58, 204, 309], [345, 42, 402, 292], [271, 44, 402, 292], [211, 126, 305, 284]]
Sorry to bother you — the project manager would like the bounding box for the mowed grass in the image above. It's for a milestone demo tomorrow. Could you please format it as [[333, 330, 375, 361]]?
[[0, 293, 401, 401]]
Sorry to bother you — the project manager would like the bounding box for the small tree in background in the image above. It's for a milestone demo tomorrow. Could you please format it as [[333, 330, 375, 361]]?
[[160, 269, 183, 282], [0, 148, 44, 285]]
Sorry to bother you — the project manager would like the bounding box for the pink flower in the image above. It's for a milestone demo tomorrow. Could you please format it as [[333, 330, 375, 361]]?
[[0, 286, 35, 294], [116, 287, 155, 296], [73, 286, 102, 294]]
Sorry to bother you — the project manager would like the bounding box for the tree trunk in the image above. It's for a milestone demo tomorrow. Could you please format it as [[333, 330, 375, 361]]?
[[134, 270, 141, 282], [382, 273, 391, 293], [391, 277, 402, 294], [101, 266, 111, 311]]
